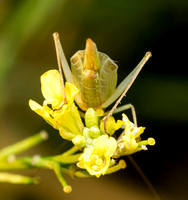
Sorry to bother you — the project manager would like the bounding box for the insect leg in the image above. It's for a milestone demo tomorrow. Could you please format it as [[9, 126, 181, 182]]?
[[53, 33, 88, 111], [128, 156, 161, 200], [101, 52, 152, 109], [103, 52, 151, 134], [105, 103, 137, 127], [53, 32, 67, 103], [53, 32, 74, 83]]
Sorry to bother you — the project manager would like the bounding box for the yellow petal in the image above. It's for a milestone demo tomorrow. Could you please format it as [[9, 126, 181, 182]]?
[[93, 135, 117, 156], [29, 99, 56, 127], [53, 103, 84, 136], [122, 114, 131, 130], [115, 120, 123, 130], [77, 135, 117, 177], [64, 82, 79, 103], [132, 126, 145, 138], [41, 70, 63, 109], [100, 116, 121, 136]]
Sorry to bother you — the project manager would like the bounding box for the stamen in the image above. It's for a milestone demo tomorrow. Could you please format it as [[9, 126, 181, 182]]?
[[91, 155, 98, 160], [137, 137, 155, 147], [96, 158, 103, 165], [92, 165, 100, 171], [148, 138, 155, 146], [141, 145, 148, 150], [119, 159, 126, 169]]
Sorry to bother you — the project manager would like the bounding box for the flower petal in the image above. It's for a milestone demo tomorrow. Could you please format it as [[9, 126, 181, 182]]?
[[29, 99, 55, 127], [77, 135, 117, 177], [64, 82, 79, 103], [41, 70, 64, 109], [93, 135, 117, 156], [53, 104, 84, 137]]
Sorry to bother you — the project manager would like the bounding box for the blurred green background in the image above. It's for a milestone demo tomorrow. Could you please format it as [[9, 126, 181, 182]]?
[[0, 0, 187, 199]]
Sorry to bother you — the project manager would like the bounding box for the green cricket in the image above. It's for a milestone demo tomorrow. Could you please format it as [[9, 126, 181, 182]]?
[[53, 32, 152, 128]]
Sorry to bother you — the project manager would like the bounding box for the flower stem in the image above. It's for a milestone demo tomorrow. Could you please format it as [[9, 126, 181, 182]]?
[[62, 145, 80, 156], [0, 131, 48, 160], [52, 153, 81, 164], [106, 160, 126, 174], [0, 172, 38, 184], [24, 155, 72, 193], [74, 170, 91, 178], [0, 159, 32, 170]]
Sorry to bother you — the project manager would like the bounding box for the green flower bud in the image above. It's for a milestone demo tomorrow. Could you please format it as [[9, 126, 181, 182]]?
[[72, 135, 86, 148], [83, 127, 90, 138], [85, 108, 99, 128], [89, 125, 101, 138]]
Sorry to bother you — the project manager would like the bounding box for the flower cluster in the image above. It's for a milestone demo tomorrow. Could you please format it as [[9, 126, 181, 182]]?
[[29, 70, 84, 141], [29, 69, 155, 178]]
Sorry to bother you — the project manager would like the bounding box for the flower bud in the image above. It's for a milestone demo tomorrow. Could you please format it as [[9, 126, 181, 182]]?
[[89, 125, 101, 138], [83, 127, 90, 138], [85, 108, 99, 128], [72, 135, 86, 148]]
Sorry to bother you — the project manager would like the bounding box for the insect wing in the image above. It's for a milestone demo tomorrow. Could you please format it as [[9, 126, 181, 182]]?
[[71, 50, 118, 109], [99, 52, 118, 103]]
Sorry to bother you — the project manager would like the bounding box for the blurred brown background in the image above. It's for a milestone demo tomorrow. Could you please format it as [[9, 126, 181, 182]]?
[[0, 0, 187, 199]]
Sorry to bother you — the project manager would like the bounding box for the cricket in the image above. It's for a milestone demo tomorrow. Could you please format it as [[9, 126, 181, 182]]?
[[53, 32, 152, 130]]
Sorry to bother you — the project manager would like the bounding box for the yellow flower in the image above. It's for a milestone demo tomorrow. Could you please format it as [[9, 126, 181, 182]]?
[[122, 114, 145, 155], [29, 69, 84, 140], [77, 135, 117, 178], [100, 116, 123, 135], [114, 114, 155, 157]]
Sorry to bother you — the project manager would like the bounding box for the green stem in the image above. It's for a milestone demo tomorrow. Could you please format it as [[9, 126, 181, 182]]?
[[0, 172, 38, 184], [74, 170, 91, 178], [0, 133, 83, 192], [23, 156, 72, 193], [52, 153, 82, 164], [106, 160, 126, 174], [52, 145, 81, 164], [0, 131, 48, 160], [61, 145, 80, 156], [60, 166, 91, 178], [0, 151, 81, 172], [0, 133, 82, 193], [53, 163, 69, 188], [0, 159, 33, 170]]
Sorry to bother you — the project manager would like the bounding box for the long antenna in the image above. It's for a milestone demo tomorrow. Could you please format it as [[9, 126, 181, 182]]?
[[53, 32, 67, 104]]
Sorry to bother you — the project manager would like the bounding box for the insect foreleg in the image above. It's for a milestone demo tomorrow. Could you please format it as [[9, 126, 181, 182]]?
[[103, 52, 152, 134], [104, 103, 137, 127], [101, 52, 152, 109]]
